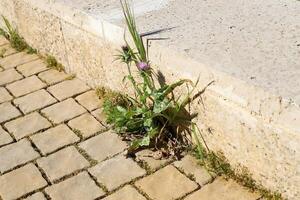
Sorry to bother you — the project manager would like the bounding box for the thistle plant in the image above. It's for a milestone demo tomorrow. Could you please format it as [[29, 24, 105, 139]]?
[[104, 0, 206, 157]]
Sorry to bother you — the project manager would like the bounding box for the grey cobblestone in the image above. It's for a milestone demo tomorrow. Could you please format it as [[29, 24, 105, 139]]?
[[6, 75, 46, 97], [0, 68, 22, 86], [45, 172, 105, 200], [0, 52, 38, 69], [38, 69, 69, 85], [48, 79, 89, 101], [17, 59, 48, 77], [37, 146, 89, 182], [0, 87, 12, 104], [5, 112, 51, 140], [0, 163, 47, 200], [31, 124, 79, 155], [14, 89, 57, 114], [41, 98, 86, 124], [0, 102, 21, 123], [89, 156, 146, 191], [0, 139, 39, 173]]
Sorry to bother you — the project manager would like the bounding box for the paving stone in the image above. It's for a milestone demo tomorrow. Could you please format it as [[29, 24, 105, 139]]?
[[0, 102, 21, 123], [103, 185, 146, 200], [48, 79, 89, 101], [0, 163, 47, 200], [136, 149, 171, 171], [14, 89, 57, 114], [6, 76, 46, 97], [0, 126, 13, 146], [31, 124, 79, 155], [68, 113, 105, 138], [45, 172, 105, 200], [0, 52, 38, 69], [184, 177, 260, 200], [0, 44, 17, 57], [135, 165, 198, 200], [79, 130, 127, 162], [41, 98, 86, 124], [75, 91, 102, 111], [5, 112, 51, 140], [0, 87, 12, 103], [24, 192, 46, 200], [0, 139, 39, 173], [17, 59, 48, 77], [89, 156, 146, 191], [174, 154, 212, 186], [37, 146, 89, 182], [0, 68, 23, 86], [91, 108, 107, 125], [38, 69, 69, 85]]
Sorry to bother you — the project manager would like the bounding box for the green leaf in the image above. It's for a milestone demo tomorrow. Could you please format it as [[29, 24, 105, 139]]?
[[153, 98, 171, 113]]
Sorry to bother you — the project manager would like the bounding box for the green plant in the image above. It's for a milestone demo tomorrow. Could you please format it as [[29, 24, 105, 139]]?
[[46, 55, 64, 71], [0, 16, 36, 53], [193, 149, 283, 200], [103, 0, 205, 157]]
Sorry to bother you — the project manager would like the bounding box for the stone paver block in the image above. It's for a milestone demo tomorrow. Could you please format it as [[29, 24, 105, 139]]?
[[68, 113, 105, 138], [0, 52, 38, 69], [48, 79, 89, 101], [0, 163, 47, 200], [6, 76, 46, 97], [31, 124, 79, 155], [14, 89, 57, 114], [37, 146, 89, 182], [41, 98, 86, 124], [103, 185, 146, 200], [0, 68, 22, 86], [0, 126, 13, 146], [0, 102, 21, 123], [79, 130, 127, 162], [5, 112, 51, 140], [89, 156, 146, 191], [17, 59, 48, 77], [75, 91, 102, 111], [0, 44, 17, 57], [0, 87, 12, 103], [46, 172, 104, 200], [174, 154, 212, 186], [184, 177, 260, 200], [91, 108, 107, 125], [38, 69, 69, 85], [136, 149, 171, 171], [135, 165, 198, 200], [0, 139, 39, 173], [24, 192, 46, 200]]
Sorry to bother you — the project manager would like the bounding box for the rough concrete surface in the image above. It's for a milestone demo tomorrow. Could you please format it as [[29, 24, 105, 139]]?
[[54, 0, 300, 102]]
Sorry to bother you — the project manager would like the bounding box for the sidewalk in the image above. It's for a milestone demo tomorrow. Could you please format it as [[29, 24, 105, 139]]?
[[0, 37, 260, 200]]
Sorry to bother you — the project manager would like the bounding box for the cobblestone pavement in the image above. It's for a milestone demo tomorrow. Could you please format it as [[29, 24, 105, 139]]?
[[0, 37, 262, 200]]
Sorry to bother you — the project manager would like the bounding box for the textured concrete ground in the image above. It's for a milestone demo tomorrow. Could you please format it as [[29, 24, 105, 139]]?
[[0, 38, 261, 200], [54, 0, 300, 103]]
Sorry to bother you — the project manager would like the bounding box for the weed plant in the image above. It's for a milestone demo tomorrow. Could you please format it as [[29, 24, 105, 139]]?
[[46, 55, 64, 71], [103, 0, 206, 157], [0, 16, 36, 53]]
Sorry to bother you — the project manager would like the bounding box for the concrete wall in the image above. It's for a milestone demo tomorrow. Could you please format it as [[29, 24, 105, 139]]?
[[0, 0, 299, 199]]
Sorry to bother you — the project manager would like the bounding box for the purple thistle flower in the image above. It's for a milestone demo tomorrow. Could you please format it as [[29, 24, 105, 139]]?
[[136, 62, 150, 71]]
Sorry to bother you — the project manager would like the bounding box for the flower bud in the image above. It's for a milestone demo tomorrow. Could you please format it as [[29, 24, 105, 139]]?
[[136, 62, 150, 71]]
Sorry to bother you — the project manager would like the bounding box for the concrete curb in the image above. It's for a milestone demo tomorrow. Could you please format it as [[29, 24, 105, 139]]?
[[0, 0, 299, 199]]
